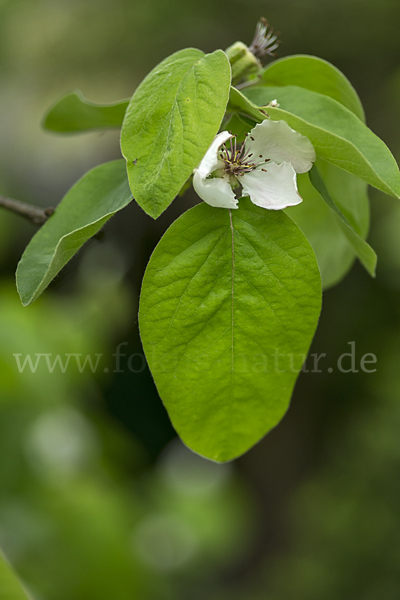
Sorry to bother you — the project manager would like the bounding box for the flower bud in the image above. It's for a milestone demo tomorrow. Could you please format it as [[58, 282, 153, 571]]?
[[225, 41, 260, 83]]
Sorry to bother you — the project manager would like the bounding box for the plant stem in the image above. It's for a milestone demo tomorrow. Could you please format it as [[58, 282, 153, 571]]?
[[0, 195, 54, 225]]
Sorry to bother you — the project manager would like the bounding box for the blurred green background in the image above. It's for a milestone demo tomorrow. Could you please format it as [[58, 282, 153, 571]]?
[[1, 0, 400, 598]]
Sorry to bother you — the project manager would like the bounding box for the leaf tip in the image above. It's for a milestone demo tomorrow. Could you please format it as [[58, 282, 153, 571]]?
[[16, 276, 33, 307]]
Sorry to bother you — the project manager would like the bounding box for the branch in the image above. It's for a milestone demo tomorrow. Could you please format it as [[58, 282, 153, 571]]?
[[0, 195, 55, 225]]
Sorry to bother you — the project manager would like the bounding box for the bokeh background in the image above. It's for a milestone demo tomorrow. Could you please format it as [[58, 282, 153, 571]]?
[[1, 0, 400, 598]]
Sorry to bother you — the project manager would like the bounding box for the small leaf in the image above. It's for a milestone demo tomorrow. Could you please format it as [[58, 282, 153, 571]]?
[[139, 199, 321, 462], [308, 164, 377, 276], [230, 86, 400, 199], [43, 91, 129, 133], [121, 48, 231, 219], [0, 551, 31, 600], [17, 160, 132, 306], [261, 55, 365, 121], [290, 159, 370, 289]]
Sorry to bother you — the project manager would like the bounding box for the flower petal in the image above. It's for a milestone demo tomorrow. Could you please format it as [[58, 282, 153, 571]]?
[[193, 171, 238, 209], [241, 162, 302, 210], [247, 119, 316, 174], [195, 131, 234, 179]]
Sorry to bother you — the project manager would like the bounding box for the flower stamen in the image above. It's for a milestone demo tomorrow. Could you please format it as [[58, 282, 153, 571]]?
[[219, 136, 270, 178]]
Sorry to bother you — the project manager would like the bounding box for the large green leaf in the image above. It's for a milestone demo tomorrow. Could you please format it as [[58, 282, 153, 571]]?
[[229, 86, 400, 198], [121, 48, 231, 219], [0, 552, 30, 600], [261, 55, 365, 121], [290, 159, 371, 288], [43, 91, 129, 133], [17, 160, 132, 306], [139, 199, 321, 462]]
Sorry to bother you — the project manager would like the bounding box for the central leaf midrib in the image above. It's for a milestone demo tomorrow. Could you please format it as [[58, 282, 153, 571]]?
[[229, 209, 235, 441]]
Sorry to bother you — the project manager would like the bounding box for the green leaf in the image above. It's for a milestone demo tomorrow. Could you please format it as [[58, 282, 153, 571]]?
[[120, 48, 231, 219], [261, 55, 365, 121], [290, 159, 371, 289], [230, 86, 400, 198], [0, 551, 31, 600], [17, 160, 132, 306], [308, 164, 376, 277], [228, 87, 271, 122], [43, 91, 129, 133], [139, 199, 322, 462]]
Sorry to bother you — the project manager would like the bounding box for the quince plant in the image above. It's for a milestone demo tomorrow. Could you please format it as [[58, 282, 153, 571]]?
[[10, 19, 400, 461]]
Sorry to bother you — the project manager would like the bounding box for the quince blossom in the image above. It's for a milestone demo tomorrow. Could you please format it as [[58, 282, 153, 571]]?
[[193, 119, 316, 210]]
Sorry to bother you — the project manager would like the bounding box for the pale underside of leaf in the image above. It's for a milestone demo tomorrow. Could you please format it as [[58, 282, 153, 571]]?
[[288, 158, 371, 288], [308, 165, 376, 276], [43, 90, 129, 133], [17, 160, 132, 306]]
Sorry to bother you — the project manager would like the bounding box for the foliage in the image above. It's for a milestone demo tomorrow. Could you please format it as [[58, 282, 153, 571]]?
[[12, 23, 400, 463], [1, 3, 400, 599]]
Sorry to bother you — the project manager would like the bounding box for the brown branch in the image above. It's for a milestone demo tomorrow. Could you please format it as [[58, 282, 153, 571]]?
[[0, 195, 55, 225]]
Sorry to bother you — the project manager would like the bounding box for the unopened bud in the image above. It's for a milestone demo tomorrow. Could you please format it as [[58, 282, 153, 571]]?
[[225, 41, 260, 83]]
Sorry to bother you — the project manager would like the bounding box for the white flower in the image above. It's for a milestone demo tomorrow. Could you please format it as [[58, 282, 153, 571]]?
[[193, 119, 316, 210]]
